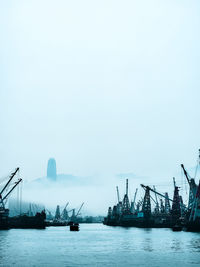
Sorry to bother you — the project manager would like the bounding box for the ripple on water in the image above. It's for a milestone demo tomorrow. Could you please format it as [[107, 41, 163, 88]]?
[[0, 224, 200, 267]]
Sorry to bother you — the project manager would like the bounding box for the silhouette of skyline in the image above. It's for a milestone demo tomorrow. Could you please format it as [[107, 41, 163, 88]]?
[[47, 158, 57, 180]]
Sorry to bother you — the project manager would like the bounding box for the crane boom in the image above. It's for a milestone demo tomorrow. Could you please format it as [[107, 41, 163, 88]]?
[[61, 202, 69, 217], [76, 202, 84, 217], [141, 184, 173, 202], [2, 178, 22, 201], [181, 164, 190, 184], [65, 203, 69, 212], [0, 168, 19, 195], [141, 184, 187, 210]]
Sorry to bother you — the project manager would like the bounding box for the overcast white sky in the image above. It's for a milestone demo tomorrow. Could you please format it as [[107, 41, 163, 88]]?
[[1, 0, 200, 185]]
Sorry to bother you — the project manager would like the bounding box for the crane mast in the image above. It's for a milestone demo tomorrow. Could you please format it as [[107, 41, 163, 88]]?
[[131, 188, 138, 213], [122, 179, 131, 214], [173, 177, 176, 188], [142, 185, 151, 217], [116, 186, 120, 203], [164, 192, 171, 213], [153, 185, 159, 213], [133, 188, 138, 207], [126, 179, 128, 195]]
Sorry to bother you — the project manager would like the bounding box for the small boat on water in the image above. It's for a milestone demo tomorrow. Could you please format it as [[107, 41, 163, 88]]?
[[172, 224, 182, 231], [69, 221, 79, 231]]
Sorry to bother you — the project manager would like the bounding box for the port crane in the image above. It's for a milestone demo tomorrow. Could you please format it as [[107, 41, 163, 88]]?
[[131, 188, 138, 213], [0, 168, 22, 229], [0, 168, 22, 209], [181, 160, 200, 223], [69, 202, 84, 222], [122, 179, 131, 214], [104, 151, 200, 231], [141, 183, 186, 218], [181, 164, 197, 209], [141, 184, 173, 202]]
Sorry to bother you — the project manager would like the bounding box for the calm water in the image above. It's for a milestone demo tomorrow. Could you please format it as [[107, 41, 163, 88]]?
[[0, 224, 200, 267]]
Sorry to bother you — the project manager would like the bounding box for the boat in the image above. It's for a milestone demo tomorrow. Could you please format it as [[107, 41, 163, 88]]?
[[69, 222, 79, 231], [172, 224, 182, 231], [103, 179, 175, 228], [104, 150, 200, 232], [45, 202, 84, 227], [9, 211, 46, 229], [1, 168, 47, 230]]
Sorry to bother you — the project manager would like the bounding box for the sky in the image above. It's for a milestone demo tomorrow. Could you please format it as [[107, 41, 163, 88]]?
[[1, 0, 200, 198]]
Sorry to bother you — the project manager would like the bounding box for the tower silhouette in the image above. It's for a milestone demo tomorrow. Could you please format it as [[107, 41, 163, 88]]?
[[47, 158, 57, 180]]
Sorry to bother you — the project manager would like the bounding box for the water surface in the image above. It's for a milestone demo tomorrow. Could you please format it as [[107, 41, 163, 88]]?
[[0, 224, 200, 266]]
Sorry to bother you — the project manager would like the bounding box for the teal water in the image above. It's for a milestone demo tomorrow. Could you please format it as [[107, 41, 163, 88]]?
[[0, 224, 200, 266]]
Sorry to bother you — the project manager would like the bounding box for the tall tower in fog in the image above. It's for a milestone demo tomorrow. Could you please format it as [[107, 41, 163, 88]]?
[[47, 158, 57, 180]]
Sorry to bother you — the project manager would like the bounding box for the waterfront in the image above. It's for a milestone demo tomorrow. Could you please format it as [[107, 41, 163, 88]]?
[[0, 224, 200, 267]]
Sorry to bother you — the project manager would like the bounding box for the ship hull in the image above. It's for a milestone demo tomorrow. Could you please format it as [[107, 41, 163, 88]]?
[[186, 220, 200, 232], [9, 212, 46, 229], [103, 214, 173, 228], [0, 209, 9, 230]]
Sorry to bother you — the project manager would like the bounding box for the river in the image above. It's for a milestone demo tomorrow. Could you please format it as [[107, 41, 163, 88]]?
[[0, 224, 200, 266]]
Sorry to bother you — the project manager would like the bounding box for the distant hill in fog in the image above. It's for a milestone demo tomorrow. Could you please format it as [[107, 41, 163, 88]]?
[[20, 157, 152, 215], [29, 173, 93, 186], [28, 158, 94, 186]]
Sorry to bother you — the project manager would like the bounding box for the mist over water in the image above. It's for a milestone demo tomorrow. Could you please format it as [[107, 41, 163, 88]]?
[[4, 155, 196, 216], [14, 169, 189, 216], [21, 173, 129, 215]]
